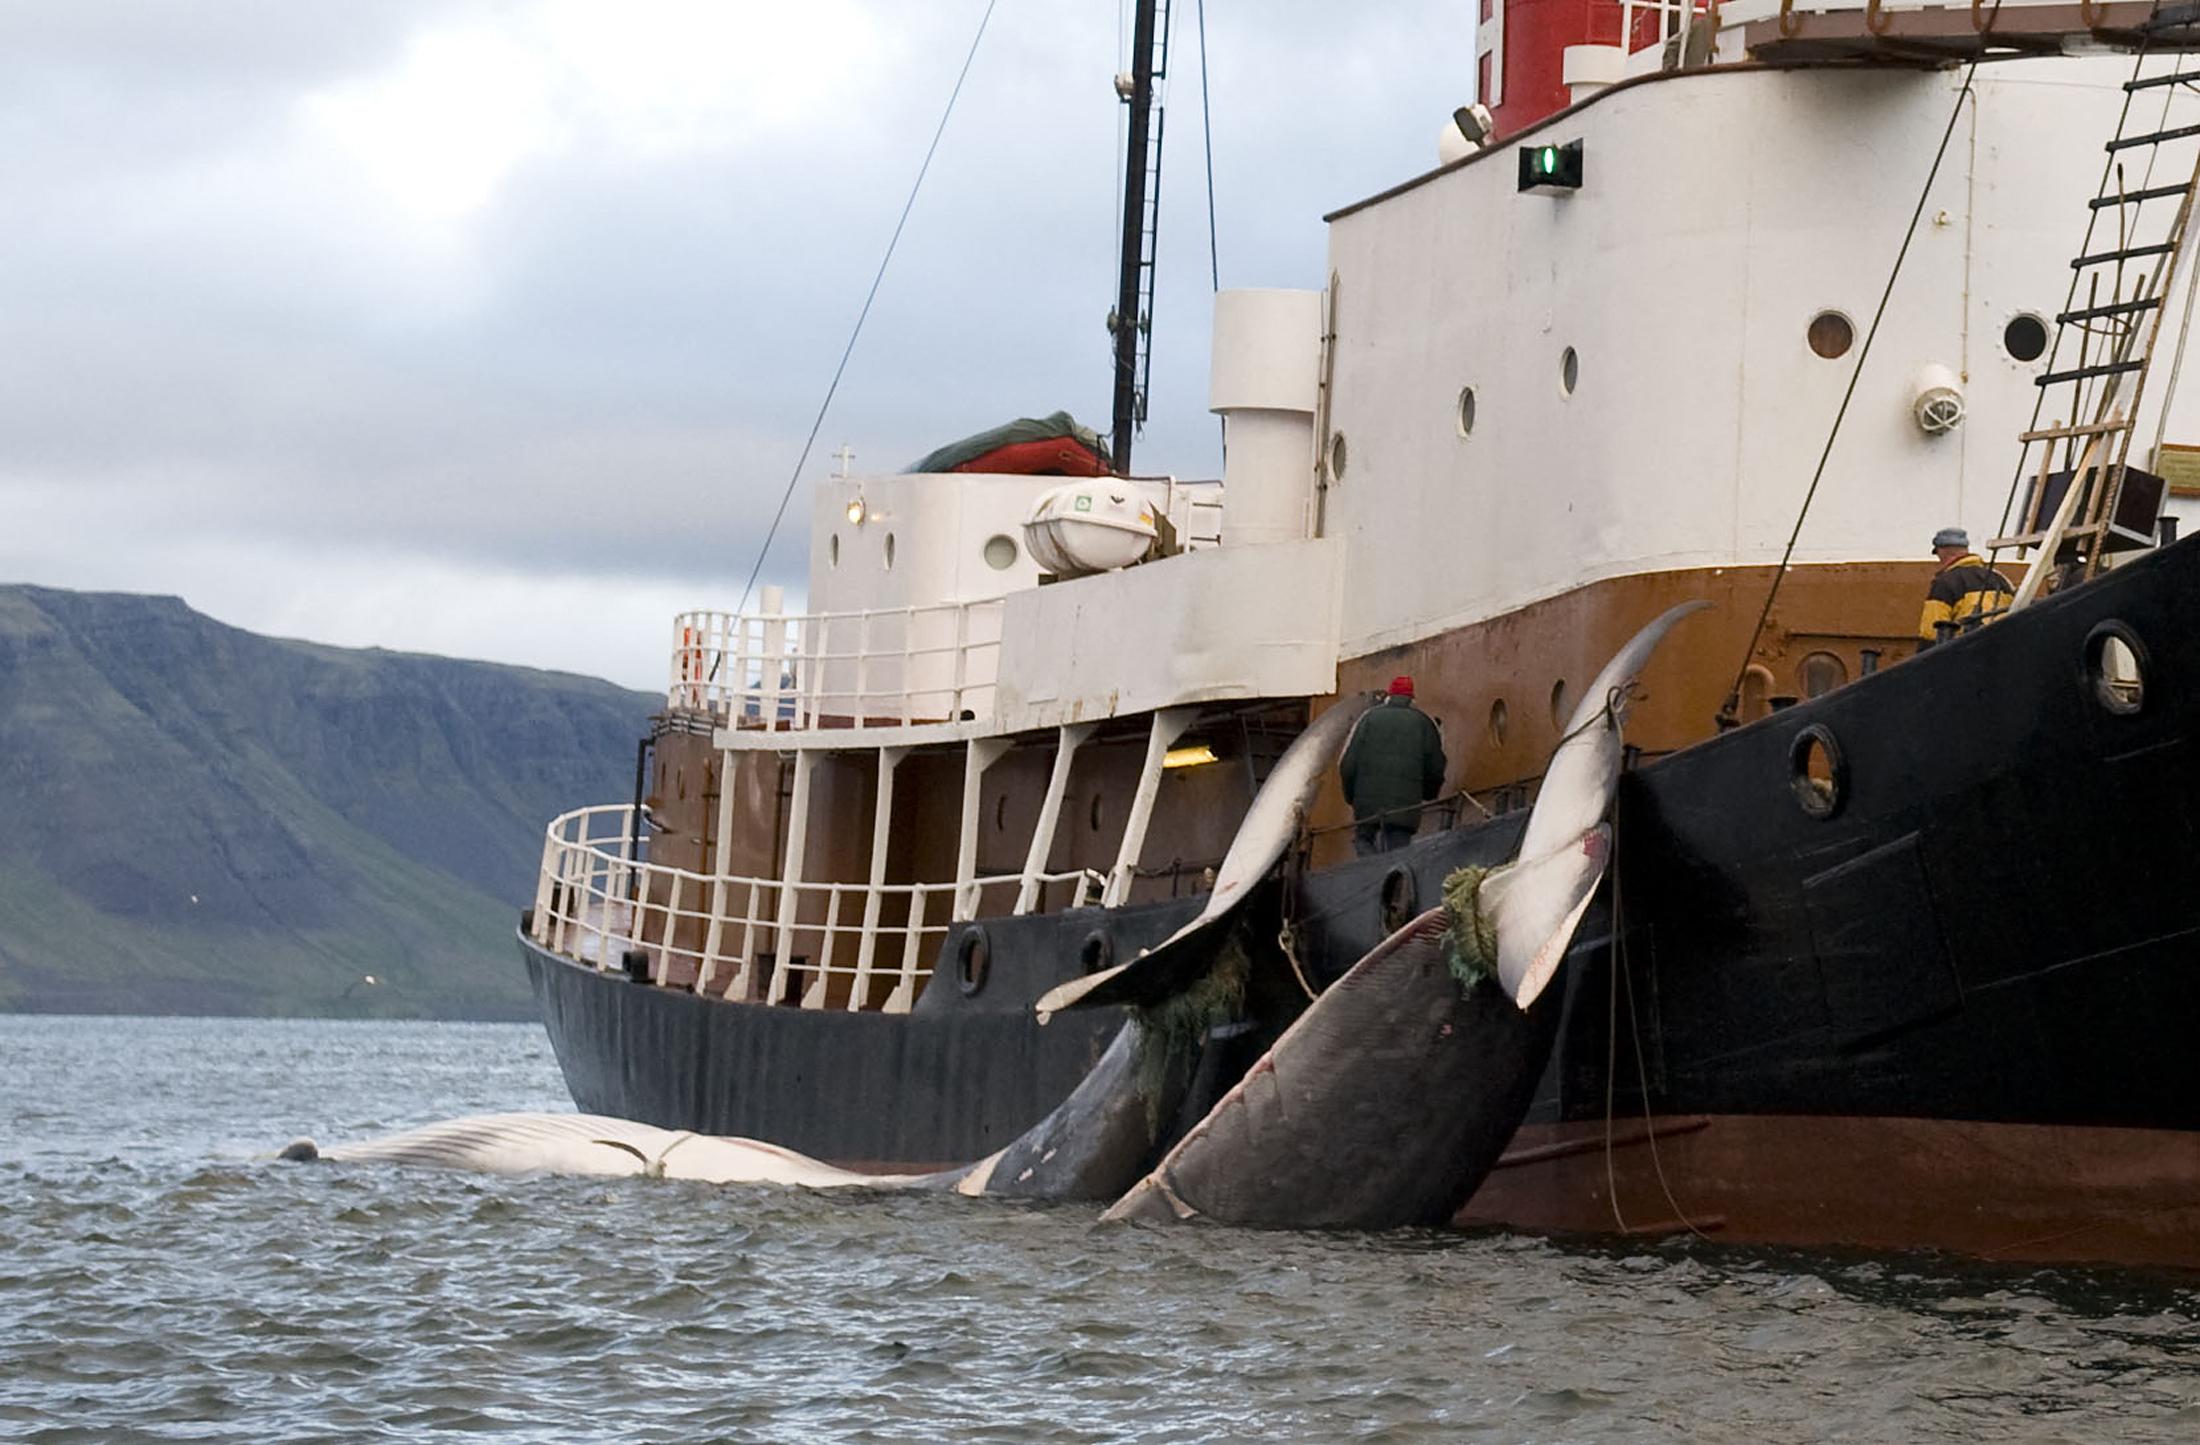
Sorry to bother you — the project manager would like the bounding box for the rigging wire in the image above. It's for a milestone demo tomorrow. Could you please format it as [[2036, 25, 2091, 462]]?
[[731, 0, 1001, 617], [1198, 0, 1225, 460], [1602, 807, 1712, 1241], [1197, 0, 1219, 295], [1718, 6, 2002, 723]]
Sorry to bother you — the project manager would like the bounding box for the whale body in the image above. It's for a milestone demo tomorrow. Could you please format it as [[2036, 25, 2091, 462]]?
[[287, 1112, 887, 1188]]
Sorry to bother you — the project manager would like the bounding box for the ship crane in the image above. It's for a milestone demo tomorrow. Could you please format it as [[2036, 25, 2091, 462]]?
[[1107, 0, 1173, 475]]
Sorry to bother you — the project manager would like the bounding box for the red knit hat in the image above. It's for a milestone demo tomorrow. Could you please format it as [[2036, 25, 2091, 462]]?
[[1388, 675, 1415, 697]]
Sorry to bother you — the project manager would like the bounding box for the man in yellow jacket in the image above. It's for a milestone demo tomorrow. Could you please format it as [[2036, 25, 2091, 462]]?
[[1917, 526, 2015, 649]]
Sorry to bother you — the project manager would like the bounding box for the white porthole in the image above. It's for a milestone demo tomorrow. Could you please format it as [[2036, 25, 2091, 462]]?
[[829, 534, 840, 568], [983, 534, 1018, 570], [883, 532, 896, 571], [1560, 347, 1579, 396], [1456, 386, 1477, 437], [1329, 431, 1349, 481]]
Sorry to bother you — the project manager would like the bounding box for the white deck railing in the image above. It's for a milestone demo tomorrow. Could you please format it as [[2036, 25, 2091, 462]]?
[[529, 805, 1100, 1013], [668, 599, 1004, 730]]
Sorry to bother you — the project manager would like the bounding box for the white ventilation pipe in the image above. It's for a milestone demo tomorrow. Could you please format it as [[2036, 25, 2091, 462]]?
[[1562, 44, 1625, 105], [1209, 288, 1321, 546]]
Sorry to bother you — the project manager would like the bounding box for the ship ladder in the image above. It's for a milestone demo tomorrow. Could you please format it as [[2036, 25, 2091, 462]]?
[[1994, 4, 2200, 598]]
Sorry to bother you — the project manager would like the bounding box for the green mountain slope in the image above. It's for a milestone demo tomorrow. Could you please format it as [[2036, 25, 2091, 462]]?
[[0, 585, 654, 1018]]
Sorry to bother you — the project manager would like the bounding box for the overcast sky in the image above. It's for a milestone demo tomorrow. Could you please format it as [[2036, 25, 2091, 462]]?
[[1, 1, 1473, 690]]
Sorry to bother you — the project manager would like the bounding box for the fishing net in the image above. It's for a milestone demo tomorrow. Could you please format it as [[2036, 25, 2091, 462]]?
[[1130, 933, 1249, 1131], [1441, 865, 1497, 992]]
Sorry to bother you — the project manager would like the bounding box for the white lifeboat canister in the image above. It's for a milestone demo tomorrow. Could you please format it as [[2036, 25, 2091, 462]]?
[[1021, 482, 1158, 576]]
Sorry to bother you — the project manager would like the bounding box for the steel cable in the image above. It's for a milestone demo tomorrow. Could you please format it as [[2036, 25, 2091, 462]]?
[[1720, 3, 2004, 723], [731, 0, 1002, 616]]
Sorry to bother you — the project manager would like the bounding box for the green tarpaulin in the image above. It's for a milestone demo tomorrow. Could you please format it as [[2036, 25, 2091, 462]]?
[[906, 411, 1112, 474]]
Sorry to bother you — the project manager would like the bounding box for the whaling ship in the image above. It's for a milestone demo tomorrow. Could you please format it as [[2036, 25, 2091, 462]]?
[[519, 0, 2200, 1266]]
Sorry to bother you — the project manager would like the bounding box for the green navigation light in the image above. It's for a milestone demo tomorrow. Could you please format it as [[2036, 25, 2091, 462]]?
[[1516, 139, 1584, 194]]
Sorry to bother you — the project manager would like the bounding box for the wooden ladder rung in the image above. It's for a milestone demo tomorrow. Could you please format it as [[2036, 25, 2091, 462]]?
[[2019, 419, 2134, 443], [1990, 522, 2107, 551]]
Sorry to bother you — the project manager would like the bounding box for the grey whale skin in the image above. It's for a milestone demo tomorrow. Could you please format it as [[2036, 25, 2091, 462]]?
[[290, 605, 1700, 1229]]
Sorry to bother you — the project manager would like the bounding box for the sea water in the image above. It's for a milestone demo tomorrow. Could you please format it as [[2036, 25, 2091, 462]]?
[[2, 1014, 2196, 1443]]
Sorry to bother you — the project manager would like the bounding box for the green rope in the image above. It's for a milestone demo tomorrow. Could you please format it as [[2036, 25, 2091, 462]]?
[[1441, 865, 1497, 992], [1130, 935, 1250, 1132]]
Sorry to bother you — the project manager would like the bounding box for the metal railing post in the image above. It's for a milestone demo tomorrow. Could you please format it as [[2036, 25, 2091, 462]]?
[[955, 737, 1013, 919], [851, 746, 907, 1010], [950, 603, 970, 720], [1016, 724, 1096, 914], [767, 748, 816, 1004], [886, 886, 929, 1013], [803, 884, 843, 1009]]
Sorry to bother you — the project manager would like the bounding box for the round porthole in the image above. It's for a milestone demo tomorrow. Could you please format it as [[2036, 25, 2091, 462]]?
[[1329, 431, 1349, 482], [1789, 724, 1846, 819], [1807, 311, 1855, 360], [2082, 620, 2147, 715], [2004, 312, 2049, 364], [829, 534, 840, 568], [1456, 386, 1477, 437], [1380, 867, 1419, 933], [1488, 697, 1510, 745], [1078, 928, 1114, 976], [956, 927, 991, 996], [883, 533, 896, 571], [983, 533, 1018, 570], [1088, 792, 1105, 833], [994, 794, 1007, 832], [1549, 678, 1570, 728], [1798, 651, 1849, 700], [1560, 346, 1580, 396]]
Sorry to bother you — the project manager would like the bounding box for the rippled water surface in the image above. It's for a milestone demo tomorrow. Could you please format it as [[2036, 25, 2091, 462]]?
[[4, 1015, 2199, 1442]]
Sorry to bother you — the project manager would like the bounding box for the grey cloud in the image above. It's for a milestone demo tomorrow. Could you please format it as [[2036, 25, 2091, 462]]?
[[1, 1, 1475, 644]]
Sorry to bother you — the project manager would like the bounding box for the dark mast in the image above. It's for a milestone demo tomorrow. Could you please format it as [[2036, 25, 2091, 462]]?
[[1109, 0, 1169, 476]]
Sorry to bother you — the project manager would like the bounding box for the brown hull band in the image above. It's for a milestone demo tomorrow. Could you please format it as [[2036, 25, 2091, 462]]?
[[1463, 1114, 2200, 1270]]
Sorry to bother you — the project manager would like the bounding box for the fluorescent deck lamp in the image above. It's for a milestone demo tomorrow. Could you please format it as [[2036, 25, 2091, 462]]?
[[1162, 743, 1219, 769]]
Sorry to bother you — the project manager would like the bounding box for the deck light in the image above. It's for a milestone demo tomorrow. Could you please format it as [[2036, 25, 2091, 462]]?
[[846, 495, 867, 525], [1162, 743, 1219, 769], [1517, 139, 1584, 194]]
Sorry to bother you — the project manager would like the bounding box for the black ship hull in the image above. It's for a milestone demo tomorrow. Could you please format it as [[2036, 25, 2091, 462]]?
[[524, 535, 2200, 1264]]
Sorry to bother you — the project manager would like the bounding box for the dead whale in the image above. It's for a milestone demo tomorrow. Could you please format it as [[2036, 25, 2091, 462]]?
[[283, 1112, 882, 1187], [1099, 601, 1706, 1228]]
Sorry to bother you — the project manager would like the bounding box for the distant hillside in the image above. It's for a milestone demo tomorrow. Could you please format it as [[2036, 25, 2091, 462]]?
[[0, 584, 655, 1019]]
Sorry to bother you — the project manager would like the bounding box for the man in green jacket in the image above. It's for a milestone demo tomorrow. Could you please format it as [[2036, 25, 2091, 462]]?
[[1340, 676, 1448, 857]]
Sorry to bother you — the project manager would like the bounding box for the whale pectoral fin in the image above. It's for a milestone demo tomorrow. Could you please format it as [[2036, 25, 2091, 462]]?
[[1037, 694, 1375, 1023], [1479, 825, 1611, 1010], [1035, 911, 1238, 1021], [1521, 599, 1709, 861]]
